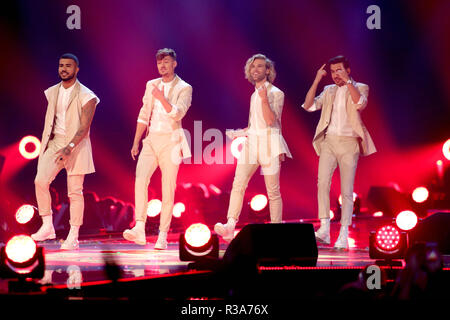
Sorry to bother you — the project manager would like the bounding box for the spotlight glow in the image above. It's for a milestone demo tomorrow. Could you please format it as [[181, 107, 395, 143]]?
[[19, 136, 41, 160], [172, 202, 186, 218], [184, 223, 211, 248], [147, 199, 162, 217], [443, 139, 450, 160], [338, 192, 358, 206], [375, 225, 401, 251], [412, 186, 429, 203], [5, 235, 37, 264], [15, 204, 35, 224], [373, 211, 384, 218], [250, 194, 268, 212], [231, 137, 247, 159], [396, 210, 418, 231], [329, 210, 335, 220]]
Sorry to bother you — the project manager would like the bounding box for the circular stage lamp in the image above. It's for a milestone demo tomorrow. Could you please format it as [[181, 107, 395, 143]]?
[[15, 204, 36, 224], [184, 223, 211, 248], [147, 199, 162, 217], [172, 202, 186, 218], [396, 210, 418, 231], [443, 139, 450, 160], [231, 137, 247, 159], [5, 235, 37, 264], [375, 225, 401, 252], [19, 136, 41, 160], [412, 186, 429, 203], [250, 194, 268, 212]]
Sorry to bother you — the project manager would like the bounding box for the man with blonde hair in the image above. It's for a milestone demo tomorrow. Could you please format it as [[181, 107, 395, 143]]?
[[123, 48, 192, 250], [214, 54, 292, 242]]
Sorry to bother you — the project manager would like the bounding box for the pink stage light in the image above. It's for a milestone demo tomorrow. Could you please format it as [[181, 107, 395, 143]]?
[[373, 211, 384, 218], [184, 223, 211, 248], [395, 210, 418, 231], [172, 202, 186, 218], [443, 139, 450, 160], [5, 235, 37, 264], [250, 194, 268, 211], [231, 137, 247, 159], [375, 225, 401, 251], [348, 237, 356, 248], [15, 204, 35, 224], [338, 192, 358, 206], [19, 136, 40, 160], [412, 186, 429, 203], [147, 199, 162, 217]]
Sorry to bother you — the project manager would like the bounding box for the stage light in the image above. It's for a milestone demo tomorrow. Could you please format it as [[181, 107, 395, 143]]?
[[395, 210, 418, 231], [15, 204, 36, 224], [172, 202, 186, 218], [179, 223, 219, 262], [369, 225, 407, 263], [338, 192, 358, 206], [19, 136, 40, 160], [442, 139, 450, 160], [250, 194, 268, 211], [412, 186, 429, 203], [147, 199, 162, 217], [348, 237, 356, 248], [0, 235, 45, 280], [373, 211, 384, 217], [231, 137, 247, 159]]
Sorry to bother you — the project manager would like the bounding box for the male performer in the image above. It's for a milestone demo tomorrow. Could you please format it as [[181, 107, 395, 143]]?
[[32, 53, 100, 250], [302, 55, 376, 249], [214, 54, 292, 242], [123, 48, 192, 250]]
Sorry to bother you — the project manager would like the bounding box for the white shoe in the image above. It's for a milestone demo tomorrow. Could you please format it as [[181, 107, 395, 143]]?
[[154, 235, 168, 250], [60, 239, 79, 250], [31, 225, 56, 241], [315, 219, 330, 245], [334, 227, 349, 250], [123, 227, 146, 245], [214, 222, 234, 243]]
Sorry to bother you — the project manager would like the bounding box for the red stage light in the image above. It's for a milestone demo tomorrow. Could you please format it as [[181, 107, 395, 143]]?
[[395, 210, 418, 231], [172, 202, 186, 218], [412, 186, 429, 203], [184, 223, 211, 248], [250, 194, 268, 211], [19, 136, 41, 160], [147, 199, 162, 217], [5, 235, 37, 264], [338, 192, 358, 206], [231, 137, 247, 159], [15, 204, 35, 224], [373, 211, 384, 217], [375, 225, 401, 251], [443, 139, 450, 160]]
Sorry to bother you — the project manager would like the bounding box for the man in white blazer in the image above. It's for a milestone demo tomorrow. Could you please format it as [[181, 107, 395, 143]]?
[[32, 53, 100, 250], [214, 54, 292, 242], [302, 55, 376, 250], [123, 48, 192, 250]]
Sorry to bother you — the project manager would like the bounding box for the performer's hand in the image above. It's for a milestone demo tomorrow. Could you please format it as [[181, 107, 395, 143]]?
[[315, 64, 327, 82], [131, 143, 140, 160], [336, 68, 350, 83], [257, 85, 268, 100], [54, 146, 71, 163], [151, 84, 165, 101]]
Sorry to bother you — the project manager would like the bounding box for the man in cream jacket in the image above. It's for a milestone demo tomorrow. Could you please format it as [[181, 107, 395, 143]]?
[[302, 55, 376, 250], [123, 48, 192, 250]]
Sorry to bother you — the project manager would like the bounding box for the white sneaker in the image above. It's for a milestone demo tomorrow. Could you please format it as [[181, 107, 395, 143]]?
[[60, 239, 79, 250], [214, 222, 234, 243], [31, 225, 56, 241], [315, 219, 330, 245], [123, 227, 146, 245], [334, 227, 349, 250], [154, 235, 168, 250]]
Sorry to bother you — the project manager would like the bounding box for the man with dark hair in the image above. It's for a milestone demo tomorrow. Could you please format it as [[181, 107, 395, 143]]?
[[302, 55, 376, 250], [32, 53, 100, 250], [123, 48, 192, 250]]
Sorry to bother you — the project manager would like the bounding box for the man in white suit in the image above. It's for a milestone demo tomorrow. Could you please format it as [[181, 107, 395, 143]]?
[[214, 54, 292, 242], [302, 55, 376, 250], [123, 48, 192, 250], [32, 53, 100, 250]]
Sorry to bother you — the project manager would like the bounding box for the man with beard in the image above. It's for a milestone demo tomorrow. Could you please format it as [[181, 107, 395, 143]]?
[[32, 53, 100, 250], [123, 48, 192, 250], [302, 55, 376, 250], [214, 53, 292, 242]]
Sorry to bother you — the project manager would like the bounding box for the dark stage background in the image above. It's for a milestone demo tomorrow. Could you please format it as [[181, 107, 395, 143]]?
[[0, 0, 449, 229]]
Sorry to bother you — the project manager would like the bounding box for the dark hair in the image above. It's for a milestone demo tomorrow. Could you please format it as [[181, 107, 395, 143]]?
[[59, 53, 79, 66], [156, 48, 176, 61], [328, 55, 349, 69]]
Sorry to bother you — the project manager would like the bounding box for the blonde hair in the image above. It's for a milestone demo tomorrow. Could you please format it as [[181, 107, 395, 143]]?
[[244, 54, 276, 84]]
